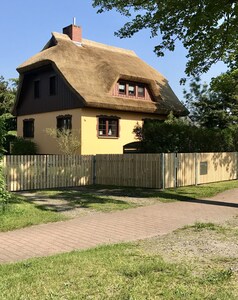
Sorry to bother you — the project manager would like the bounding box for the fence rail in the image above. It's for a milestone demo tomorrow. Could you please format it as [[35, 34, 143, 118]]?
[[2, 152, 238, 191]]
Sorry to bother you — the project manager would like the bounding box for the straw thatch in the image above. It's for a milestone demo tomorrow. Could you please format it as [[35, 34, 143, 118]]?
[[16, 31, 187, 116]]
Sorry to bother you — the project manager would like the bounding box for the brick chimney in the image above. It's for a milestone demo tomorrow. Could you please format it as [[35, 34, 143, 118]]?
[[63, 24, 82, 43]]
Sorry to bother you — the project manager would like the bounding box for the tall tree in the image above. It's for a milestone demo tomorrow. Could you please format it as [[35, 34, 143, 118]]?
[[0, 76, 17, 115], [184, 69, 238, 128], [92, 0, 238, 76], [0, 76, 18, 153]]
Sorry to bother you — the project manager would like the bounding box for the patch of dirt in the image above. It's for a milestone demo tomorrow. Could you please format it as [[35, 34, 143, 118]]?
[[139, 216, 238, 274]]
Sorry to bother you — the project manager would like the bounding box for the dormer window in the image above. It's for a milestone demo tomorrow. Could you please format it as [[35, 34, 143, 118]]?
[[128, 84, 135, 96], [114, 80, 151, 100], [138, 85, 145, 97], [119, 82, 126, 95]]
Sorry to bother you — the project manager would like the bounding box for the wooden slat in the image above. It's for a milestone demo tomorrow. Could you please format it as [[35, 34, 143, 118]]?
[[2, 152, 238, 191]]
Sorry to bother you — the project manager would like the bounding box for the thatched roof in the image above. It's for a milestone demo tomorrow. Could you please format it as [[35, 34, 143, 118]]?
[[16, 31, 188, 116]]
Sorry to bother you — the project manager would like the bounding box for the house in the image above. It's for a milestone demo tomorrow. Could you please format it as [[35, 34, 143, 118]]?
[[13, 23, 188, 155]]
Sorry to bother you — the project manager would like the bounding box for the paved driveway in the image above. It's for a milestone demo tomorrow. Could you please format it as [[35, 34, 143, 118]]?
[[0, 189, 237, 264]]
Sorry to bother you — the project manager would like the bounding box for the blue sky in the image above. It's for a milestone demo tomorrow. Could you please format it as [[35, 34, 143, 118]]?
[[0, 0, 226, 101]]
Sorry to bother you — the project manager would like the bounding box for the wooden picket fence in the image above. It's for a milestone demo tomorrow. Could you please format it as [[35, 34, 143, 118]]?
[[2, 152, 238, 191], [3, 155, 94, 191]]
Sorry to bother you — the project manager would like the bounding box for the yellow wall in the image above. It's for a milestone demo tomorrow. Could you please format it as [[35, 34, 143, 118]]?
[[80, 108, 164, 155], [17, 108, 165, 155], [17, 109, 82, 154]]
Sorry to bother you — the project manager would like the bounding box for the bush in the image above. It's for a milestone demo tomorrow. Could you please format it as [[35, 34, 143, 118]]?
[[11, 137, 37, 155], [134, 119, 238, 153], [0, 164, 10, 212]]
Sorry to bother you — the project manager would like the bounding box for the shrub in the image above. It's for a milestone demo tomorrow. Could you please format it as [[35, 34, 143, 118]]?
[[134, 119, 238, 153], [11, 137, 37, 155], [0, 164, 10, 212]]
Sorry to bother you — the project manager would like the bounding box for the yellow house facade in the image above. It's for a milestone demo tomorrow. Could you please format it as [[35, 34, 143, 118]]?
[[14, 23, 187, 155], [17, 108, 166, 155]]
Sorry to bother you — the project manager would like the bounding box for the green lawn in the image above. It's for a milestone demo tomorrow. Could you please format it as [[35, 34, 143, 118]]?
[[0, 194, 67, 232], [31, 179, 238, 204], [0, 238, 237, 300]]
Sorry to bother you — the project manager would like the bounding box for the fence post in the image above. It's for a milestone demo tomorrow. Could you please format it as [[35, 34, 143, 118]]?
[[236, 152, 238, 180], [161, 153, 165, 190], [174, 152, 177, 188], [93, 155, 96, 185], [195, 153, 198, 186]]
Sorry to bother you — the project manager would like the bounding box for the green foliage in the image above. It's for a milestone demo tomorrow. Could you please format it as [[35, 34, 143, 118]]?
[[0, 164, 10, 213], [134, 117, 238, 153], [0, 115, 10, 212], [93, 0, 238, 76], [11, 137, 37, 155], [0, 76, 17, 115], [0, 116, 6, 155], [185, 70, 238, 129], [46, 128, 80, 155], [0, 76, 18, 153]]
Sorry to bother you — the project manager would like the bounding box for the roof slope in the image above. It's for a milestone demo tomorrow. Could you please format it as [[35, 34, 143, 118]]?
[[17, 32, 187, 116]]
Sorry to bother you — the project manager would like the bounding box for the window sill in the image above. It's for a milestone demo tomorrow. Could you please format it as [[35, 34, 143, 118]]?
[[98, 136, 119, 139]]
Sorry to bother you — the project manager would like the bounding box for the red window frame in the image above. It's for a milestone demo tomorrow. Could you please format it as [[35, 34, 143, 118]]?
[[98, 117, 119, 138], [117, 81, 146, 99]]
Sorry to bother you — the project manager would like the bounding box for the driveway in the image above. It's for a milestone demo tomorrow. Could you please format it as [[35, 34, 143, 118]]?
[[0, 188, 237, 264]]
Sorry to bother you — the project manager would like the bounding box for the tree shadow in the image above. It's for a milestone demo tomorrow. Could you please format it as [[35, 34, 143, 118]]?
[[17, 191, 133, 213], [15, 184, 238, 214]]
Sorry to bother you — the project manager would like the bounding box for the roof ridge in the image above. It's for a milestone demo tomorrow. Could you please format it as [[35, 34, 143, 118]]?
[[82, 38, 137, 57]]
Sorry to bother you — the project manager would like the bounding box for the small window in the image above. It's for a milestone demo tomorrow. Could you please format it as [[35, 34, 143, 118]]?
[[118, 82, 126, 95], [200, 161, 208, 175], [23, 119, 34, 138], [49, 76, 56, 95], [128, 84, 135, 96], [98, 117, 119, 137], [138, 85, 145, 97], [57, 115, 72, 131], [34, 80, 40, 98]]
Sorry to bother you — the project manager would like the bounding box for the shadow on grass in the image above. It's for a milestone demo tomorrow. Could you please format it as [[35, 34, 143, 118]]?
[[15, 184, 238, 214], [18, 191, 134, 213]]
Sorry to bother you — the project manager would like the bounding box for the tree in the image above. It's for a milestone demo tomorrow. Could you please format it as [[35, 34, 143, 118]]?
[[92, 0, 238, 77], [46, 128, 81, 155], [0, 76, 18, 153], [0, 76, 17, 115], [184, 69, 238, 129]]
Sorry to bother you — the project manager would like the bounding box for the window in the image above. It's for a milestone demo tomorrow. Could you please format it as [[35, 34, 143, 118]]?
[[118, 82, 126, 95], [116, 81, 147, 99], [138, 85, 145, 97], [98, 117, 119, 137], [57, 115, 72, 131], [23, 119, 34, 138], [128, 84, 135, 96], [34, 80, 40, 98], [49, 76, 57, 95]]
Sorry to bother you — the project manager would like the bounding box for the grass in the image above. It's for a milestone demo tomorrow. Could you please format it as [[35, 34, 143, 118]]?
[[34, 189, 138, 212], [31, 179, 238, 206], [0, 194, 66, 232], [0, 241, 237, 300], [1, 179, 238, 232]]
